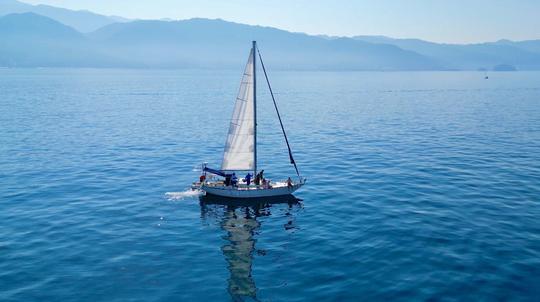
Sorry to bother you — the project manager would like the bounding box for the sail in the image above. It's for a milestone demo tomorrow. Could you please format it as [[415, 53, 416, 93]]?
[[221, 49, 255, 171]]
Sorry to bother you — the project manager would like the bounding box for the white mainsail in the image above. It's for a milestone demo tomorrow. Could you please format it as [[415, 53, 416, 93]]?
[[221, 49, 255, 171]]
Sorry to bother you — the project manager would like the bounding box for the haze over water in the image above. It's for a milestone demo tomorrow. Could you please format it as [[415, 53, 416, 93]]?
[[1, 69, 540, 301]]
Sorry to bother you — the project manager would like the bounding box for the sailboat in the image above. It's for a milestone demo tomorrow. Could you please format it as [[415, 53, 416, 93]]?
[[195, 41, 305, 198]]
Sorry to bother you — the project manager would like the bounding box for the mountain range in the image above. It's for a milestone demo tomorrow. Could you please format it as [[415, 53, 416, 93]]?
[[1, 0, 539, 70], [352, 36, 540, 70]]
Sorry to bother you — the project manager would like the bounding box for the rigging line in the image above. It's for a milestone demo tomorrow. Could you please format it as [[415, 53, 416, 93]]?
[[256, 47, 301, 178]]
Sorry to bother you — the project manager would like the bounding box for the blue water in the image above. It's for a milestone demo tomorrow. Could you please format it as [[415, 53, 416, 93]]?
[[1, 69, 540, 301]]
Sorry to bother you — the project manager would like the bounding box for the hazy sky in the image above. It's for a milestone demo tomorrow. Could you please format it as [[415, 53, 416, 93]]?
[[21, 0, 540, 43]]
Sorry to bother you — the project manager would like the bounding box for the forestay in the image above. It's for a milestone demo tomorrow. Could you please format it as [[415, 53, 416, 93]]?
[[221, 49, 255, 171]]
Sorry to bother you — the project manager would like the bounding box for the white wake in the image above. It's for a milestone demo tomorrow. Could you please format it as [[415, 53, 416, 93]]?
[[165, 189, 202, 201]]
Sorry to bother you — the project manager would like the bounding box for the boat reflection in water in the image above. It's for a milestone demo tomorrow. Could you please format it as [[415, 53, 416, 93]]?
[[199, 194, 301, 301]]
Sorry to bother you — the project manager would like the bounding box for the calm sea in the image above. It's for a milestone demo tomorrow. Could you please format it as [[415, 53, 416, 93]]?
[[1, 69, 540, 301]]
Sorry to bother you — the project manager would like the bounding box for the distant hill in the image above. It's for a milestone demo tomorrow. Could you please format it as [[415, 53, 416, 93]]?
[[0, 9, 539, 70], [0, 13, 121, 67], [0, 0, 128, 32], [353, 36, 540, 71], [0, 13, 440, 70], [492, 39, 540, 56], [89, 18, 440, 70]]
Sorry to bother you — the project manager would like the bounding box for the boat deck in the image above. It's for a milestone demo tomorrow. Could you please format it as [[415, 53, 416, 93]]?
[[198, 180, 295, 190], [197, 179, 305, 198]]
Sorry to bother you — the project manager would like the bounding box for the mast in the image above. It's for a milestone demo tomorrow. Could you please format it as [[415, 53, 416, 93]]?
[[252, 41, 257, 177]]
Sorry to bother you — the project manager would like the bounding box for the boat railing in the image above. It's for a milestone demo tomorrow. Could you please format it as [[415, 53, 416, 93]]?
[[203, 178, 304, 190]]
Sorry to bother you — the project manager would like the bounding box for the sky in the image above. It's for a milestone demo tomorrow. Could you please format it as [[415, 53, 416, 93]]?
[[21, 0, 540, 43]]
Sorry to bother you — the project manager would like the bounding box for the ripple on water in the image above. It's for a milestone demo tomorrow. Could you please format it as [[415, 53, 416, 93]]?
[[1, 69, 540, 301]]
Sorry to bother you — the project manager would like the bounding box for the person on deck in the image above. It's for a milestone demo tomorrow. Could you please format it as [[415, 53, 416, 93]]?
[[287, 177, 293, 189], [231, 173, 238, 187], [245, 173, 252, 186], [254, 170, 264, 186]]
